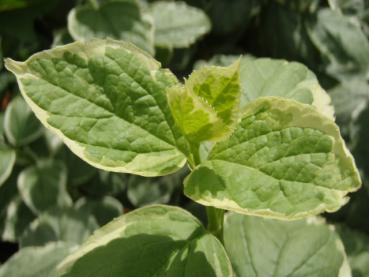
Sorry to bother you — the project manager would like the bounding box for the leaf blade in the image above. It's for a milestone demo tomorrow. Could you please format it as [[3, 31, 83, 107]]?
[[5, 39, 188, 177], [185, 97, 361, 219]]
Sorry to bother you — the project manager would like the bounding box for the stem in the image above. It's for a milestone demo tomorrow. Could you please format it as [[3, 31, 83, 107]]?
[[188, 142, 225, 242], [206, 206, 224, 242]]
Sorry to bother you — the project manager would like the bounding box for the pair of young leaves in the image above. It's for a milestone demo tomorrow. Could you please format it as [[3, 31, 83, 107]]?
[[5, 39, 360, 221]]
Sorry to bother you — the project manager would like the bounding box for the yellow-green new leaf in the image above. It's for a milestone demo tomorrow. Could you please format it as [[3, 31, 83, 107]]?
[[168, 60, 240, 143], [5, 39, 188, 177], [224, 214, 350, 277], [57, 205, 232, 277], [185, 97, 361, 219]]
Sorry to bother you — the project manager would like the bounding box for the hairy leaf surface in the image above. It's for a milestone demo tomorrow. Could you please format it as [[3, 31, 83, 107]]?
[[5, 39, 189, 176], [168, 60, 240, 143], [185, 97, 361, 219], [224, 213, 350, 277], [57, 205, 232, 277], [68, 0, 154, 54], [150, 1, 211, 48]]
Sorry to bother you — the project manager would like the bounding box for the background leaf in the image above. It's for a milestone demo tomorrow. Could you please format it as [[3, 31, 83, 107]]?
[[224, 213, 349, 277]]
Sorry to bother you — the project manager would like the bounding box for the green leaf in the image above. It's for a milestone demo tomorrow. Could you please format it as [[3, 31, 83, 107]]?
[[329, 79, 369, 131], [4, 96, 43, 146], [75, 196, 123, 226], [307, 9, 369, 80], [0, 242, 73, 277], [150, 1, 211, 48], [2, 197, 35, 242], [5, 39, 189, 177], [238, 57, 334, 119], [224, 213, 350, 277], [258, 3, 319, 69], [338, 226, 369, 277], [190, 0, 260, 35], [57, 205, 232, 277], [127, 175, 174, 207], [168, 60, 240, 143], [20, 207, 98, 247], [196, 56, 334, 120], [0, 145, 16, 187], [17, 160, 72, 214], [185, 97, 361, 219], [57, 146, 97, 187], [68, 0, 154, 54]]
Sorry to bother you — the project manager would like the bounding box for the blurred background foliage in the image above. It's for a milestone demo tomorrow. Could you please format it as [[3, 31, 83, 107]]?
[[0, 0, 369, 276]]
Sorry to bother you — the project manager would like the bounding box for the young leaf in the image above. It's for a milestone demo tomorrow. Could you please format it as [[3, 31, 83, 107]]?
[[197, 56, 334, 120], [17, 160, 72, 214], [20, 207, 98, 247], [0, 145, 16, 187], [167, 60, 240, 143], [185, 97, 361, 219], [0, 242, 73, 277], [4, 96, 43, 146], [57, 205, 232, 277], [5, 39, 189, 177], [68, 0, 154, 54], [224, 213, 350, 277], [150, 1, 211, 48]]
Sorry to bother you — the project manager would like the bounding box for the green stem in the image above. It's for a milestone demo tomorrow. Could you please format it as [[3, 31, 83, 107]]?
[[206, 206, 224, 243], [188, 142, 225, 242]]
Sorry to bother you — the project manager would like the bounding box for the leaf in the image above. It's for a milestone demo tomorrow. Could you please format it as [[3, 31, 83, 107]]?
[[75, 196, 123, 226], [257, 3, 320, 69], [4, 96, 43, 146], [127, 175, 174, 207], [329, 79, 369, 132], [68, 0, 154, 54], [337, 226, 369, 277], [307, 9, 369, 80], [56, 146, 97, 187], [17, 160, 72, 214], [2, 197, 35, 242], [57, 205, 232, 277], [239, 57, 334, 119], [20, 207, 98, 247], [0, 242, 73, 277], [0, 144, 16, 187], [224, 213, 350, 277], [185, 97, 361, 219], [167, 60, 240, 143], [193, 0, 260, 35], [150, 1, 211, 48], [5, 39, 189, 177], [197, 56, 335, 120]]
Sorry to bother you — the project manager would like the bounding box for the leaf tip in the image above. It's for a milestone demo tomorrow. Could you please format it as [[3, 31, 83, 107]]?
[[4, 58, 26, 75]]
